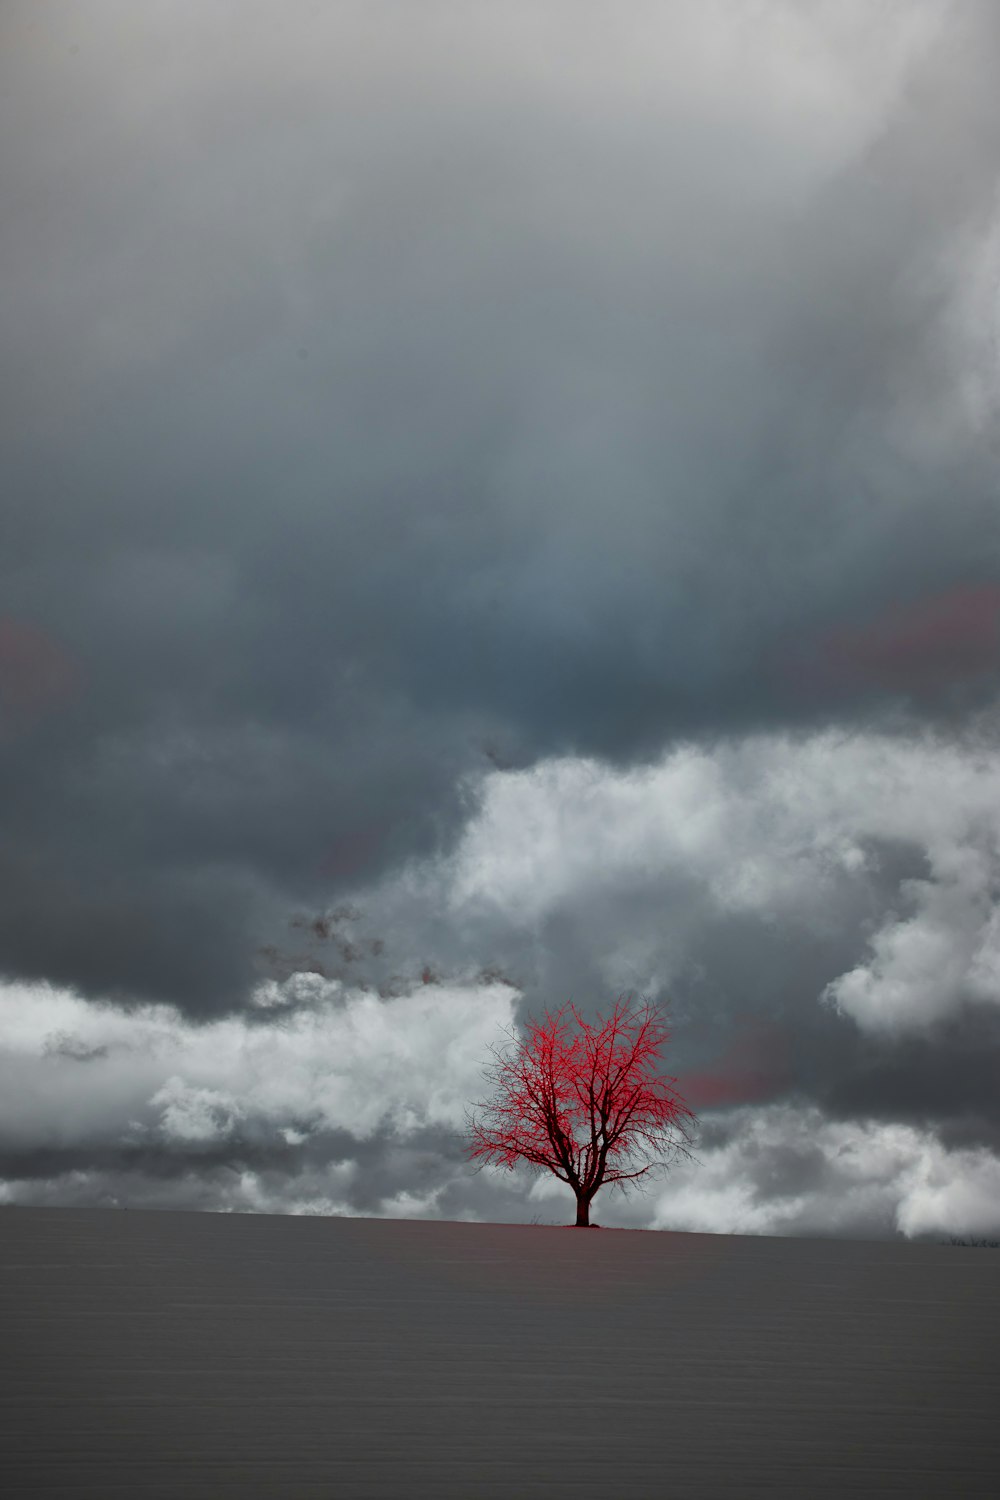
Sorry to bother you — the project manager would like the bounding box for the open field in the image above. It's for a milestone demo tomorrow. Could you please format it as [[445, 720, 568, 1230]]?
[[2, 1205, 997, 1498]]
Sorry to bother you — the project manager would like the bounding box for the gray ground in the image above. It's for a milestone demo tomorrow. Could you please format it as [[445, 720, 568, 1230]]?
[[1, 1205, 997, 1498]]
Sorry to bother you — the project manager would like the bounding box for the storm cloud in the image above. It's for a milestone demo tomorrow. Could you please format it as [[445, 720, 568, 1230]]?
[[2, 0, 1000, 1238]]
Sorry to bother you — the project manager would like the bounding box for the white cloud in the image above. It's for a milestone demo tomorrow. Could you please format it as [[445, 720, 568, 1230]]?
[[895, 1143, 1000, 1239], [150, 1077, 246, 1143], [821, 890, 986, 1033], [441, 723, 1000, 1034], [646, 1104, 1000, 1241], [0, 975, 518, 1151]]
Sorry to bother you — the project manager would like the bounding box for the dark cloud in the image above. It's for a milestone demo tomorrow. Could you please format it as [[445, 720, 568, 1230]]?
[[2, 1, 1000, 1237], [821, 1005, 1000, 1135]]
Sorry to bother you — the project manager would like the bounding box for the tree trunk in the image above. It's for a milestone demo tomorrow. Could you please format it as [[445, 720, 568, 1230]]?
[[575, 1195, 591, 1227]]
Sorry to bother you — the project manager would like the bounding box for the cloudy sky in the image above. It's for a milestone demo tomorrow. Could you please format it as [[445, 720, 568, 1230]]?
[[2, 0, 1000, 1241]]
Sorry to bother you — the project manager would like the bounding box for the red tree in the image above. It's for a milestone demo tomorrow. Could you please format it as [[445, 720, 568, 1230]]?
[[465, 993, 698, 1227]]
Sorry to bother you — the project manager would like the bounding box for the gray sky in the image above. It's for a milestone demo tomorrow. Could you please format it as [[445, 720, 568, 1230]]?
[[3, 0, 1000, 1239]]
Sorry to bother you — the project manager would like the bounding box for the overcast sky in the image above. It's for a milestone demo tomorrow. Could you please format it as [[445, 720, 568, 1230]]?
[[2, 0, 1000, 1240]]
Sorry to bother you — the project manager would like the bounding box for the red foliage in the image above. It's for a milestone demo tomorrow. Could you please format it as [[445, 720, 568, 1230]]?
[[466, 993, 698, 1226]]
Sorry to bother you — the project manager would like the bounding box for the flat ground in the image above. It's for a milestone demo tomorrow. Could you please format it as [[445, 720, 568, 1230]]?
[[1, 1206, 997, 1498]]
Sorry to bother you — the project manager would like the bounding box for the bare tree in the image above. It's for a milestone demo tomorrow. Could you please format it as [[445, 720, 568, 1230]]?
[[466, 992, 699, 1226]]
